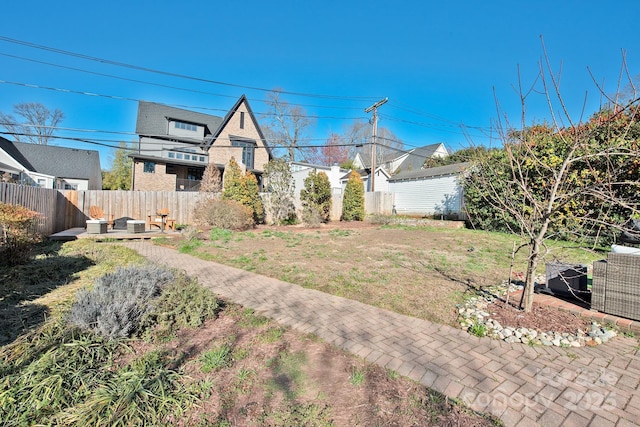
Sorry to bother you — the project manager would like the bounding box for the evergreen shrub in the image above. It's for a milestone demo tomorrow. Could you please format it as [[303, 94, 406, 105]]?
[[341, 171, 365, 221], [300, 170, 332, 226]]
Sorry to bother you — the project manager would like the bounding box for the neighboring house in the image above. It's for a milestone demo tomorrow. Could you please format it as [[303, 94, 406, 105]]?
[[391, 143, 448, 174], [0, 137, 102, 190], [340, 166, 392, 192], [388, 162, 470, 219], [352, 150, 399, 172], [289, 162, 350, 195], [131, 95, 271, 191], [351, 143, 449, 191]]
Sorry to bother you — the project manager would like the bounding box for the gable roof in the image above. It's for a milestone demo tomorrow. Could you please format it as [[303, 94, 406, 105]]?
[[354, 149, 400, 170], [394, 143, 446, 173], [205, 94, 272, 156], [136, 101, 224, 140], [0, 138, 101, 180], [340, 166, 390, 181], [389, 162, 470, 182], [0, 136, 34, 171]]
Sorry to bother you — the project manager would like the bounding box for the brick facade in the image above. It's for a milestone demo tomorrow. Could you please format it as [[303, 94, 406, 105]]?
[[133, 162, 176, 191], [209, 100, 270, 172], [132, 96, 270, 191]]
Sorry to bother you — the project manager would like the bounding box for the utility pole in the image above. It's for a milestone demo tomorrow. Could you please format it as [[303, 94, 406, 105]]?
[[364, 97, 388, 192]]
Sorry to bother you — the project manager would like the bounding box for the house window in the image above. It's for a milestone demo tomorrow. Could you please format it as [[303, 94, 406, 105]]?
[[187, 167, 203, 181], [240, 112, 245, 129], [176, 153, 183, 160], [37, 178, 46, 187], [174, 121, 197, 132], [143, 161, 155, 173], [232, 139, 255, 169], [64, 183, 78, 190], [168, 152, 175, 158], [199, 156, 205, 162]]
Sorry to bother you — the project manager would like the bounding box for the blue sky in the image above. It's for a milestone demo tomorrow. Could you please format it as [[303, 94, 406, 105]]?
[[1, 1, 638, 168]]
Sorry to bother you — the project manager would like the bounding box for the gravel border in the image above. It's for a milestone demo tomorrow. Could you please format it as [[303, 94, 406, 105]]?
[[457, 283, 617, 347]]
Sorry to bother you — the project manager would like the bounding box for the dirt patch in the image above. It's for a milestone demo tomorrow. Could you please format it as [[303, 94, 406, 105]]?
[[486, 300, 591, 334], [129, 302, 499, 426]]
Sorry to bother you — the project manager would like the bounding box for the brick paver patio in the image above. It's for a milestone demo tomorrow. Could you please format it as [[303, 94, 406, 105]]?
[[124, 241, 640, 426]]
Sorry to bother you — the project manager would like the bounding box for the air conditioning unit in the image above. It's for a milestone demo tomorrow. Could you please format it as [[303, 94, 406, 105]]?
[[543, 263, 588, 300]]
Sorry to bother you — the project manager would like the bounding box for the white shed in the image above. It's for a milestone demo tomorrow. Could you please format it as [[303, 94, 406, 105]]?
[[388, 162, 469, 219]]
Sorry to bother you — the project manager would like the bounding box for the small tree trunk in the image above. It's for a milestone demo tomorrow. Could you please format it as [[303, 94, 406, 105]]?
[[521, 237, 543, 312]]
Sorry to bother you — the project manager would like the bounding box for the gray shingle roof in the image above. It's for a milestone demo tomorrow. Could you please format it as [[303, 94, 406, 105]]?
[[0, 137, 34, 170], [1, 140, 102, 180], [0, 138, 102, 189], [389, 162, 470, 182], [394, 143, 445, 173], [136, 101, 224, 138], [356, 150, 399, 169]]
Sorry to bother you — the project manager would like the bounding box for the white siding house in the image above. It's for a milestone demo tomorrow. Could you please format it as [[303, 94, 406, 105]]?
[[290, 162, 349, 195], [388, 162, 469, 219]]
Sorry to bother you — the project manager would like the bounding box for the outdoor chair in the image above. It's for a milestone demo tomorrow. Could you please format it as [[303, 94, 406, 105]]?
[[592, 251, 640, 322], [147, 208, 176, 231], [88, 206, 114, 229]]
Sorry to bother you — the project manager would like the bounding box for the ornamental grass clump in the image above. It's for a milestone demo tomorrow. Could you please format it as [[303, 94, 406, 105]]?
[[0, 322, 197, 426], [68, 265, 175, 339], [139, 274, 220, 340]]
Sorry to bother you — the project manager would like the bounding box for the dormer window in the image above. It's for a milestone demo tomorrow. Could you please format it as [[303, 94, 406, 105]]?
[[174, 121, 197, 132]]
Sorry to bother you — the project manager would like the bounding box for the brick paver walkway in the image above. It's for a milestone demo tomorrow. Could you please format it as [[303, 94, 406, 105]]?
[[124, 241, 640, 426]]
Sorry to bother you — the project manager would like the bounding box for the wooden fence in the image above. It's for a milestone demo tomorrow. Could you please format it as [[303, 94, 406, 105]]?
[[0, 183, 59, 236], [1, 184, 207, 235], [1, 182, 396, 236]]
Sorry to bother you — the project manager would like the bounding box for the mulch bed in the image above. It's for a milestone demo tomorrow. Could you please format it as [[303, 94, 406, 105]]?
[[486, 299, 591, 334]]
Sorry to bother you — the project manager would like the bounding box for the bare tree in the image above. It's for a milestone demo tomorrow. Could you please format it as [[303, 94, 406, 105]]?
[[465, 47, 640, 313], [342, 120, 404, 168], [261, 90, 314, 161], [304, 133, 351, 166], [0, 103, 64, 145]]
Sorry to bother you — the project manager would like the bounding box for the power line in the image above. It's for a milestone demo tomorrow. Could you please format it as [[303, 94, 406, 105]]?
[[379, 114, 491, 140], [387, 100, 467, 125], [0, 35, 495, 149], [380, 113, 490, 132], [0, 79, 368, 121], [0, 39, 491, 143], [0, 131, 369, 151], [0, 35, 381, 101], [2, 117, 472, 156], [0, 51, 369, 112]]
